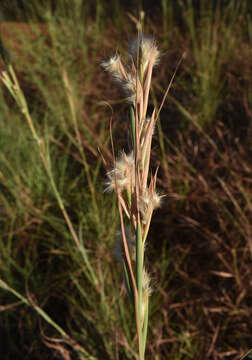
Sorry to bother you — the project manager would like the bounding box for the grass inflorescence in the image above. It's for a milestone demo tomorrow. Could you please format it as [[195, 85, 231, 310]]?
[[0, 1, 251, 359], [102, 25, 166, 359]]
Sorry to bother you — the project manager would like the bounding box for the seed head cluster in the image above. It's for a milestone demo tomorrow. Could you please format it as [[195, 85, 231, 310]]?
[[102, 34, 165, 350], [102, 36, 160, 105]]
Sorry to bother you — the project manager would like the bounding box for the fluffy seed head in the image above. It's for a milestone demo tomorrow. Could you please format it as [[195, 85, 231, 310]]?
[[141, 268, 152, 323], [141, 37, 160, 73], [102, 36, 159, 104], [102, 55, 121, 74], [129, 36, 160, 76], [101, 55, 129, 84], [123, 73, 143, 104], [142, 268, 152, 293], [152, 192, 162, 209], [140, 190, 162, 224], [105, 152, 135, 192]]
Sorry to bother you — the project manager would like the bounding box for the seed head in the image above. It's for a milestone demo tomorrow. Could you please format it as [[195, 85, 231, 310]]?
[[101, 55, 128, 83], [141, 37, 160, 74], [105, 152, 135, 192], [141, 268, 152, 324], [142, 267, 152, 294], [129, 36, 160, 76], [123, 73, 142, 104], [140, 190, 162, 224], [102, 55, 120, 73]]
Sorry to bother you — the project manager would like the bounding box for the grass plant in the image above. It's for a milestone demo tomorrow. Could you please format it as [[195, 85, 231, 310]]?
[[102, 23, 163, 358], [101, 16, 185, 357], [179, 0, 242, 127], [0, 1, 251, 359]]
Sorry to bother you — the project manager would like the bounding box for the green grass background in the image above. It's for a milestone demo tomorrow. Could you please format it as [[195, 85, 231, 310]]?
[[0, 1, 251, 359]]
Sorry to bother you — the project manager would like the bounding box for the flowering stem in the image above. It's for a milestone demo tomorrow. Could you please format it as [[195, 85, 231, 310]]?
[[130, 105, 136, 147], [136, 221, 145, 359], [142, 297, 149, 356], [102, 32, 165, 360]]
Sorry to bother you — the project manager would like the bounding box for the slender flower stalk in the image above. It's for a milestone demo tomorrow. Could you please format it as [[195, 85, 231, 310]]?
[[102, 28, 167, 360]]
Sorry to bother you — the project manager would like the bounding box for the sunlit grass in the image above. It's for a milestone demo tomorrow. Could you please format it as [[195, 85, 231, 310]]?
[[0, 1, 251, 359]]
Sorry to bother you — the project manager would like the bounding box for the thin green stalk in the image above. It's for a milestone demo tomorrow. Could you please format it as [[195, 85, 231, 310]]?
[[0, 279, 96, 359], [142, 297, 149, 356], [136, 221, 144, 359], [79, 225, 99, 287], [62, 69, 101, 227]]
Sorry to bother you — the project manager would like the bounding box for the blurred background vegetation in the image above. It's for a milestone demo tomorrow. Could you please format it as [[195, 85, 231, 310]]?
[[0, 0, 251, 359]]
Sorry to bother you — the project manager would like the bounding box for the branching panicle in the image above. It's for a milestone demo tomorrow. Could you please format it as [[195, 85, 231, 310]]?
[[102, 27, 170, 360]]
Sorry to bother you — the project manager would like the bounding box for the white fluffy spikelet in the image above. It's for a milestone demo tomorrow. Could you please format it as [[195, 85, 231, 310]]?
[[129, 36, 160, 76], [141, 37, 160, 75], [141, 268, 152, 325], [102, 55, 120, 72], [105, 152, 135, 192], [140, 190, 162, 224], [101, 54, 129, 84]]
